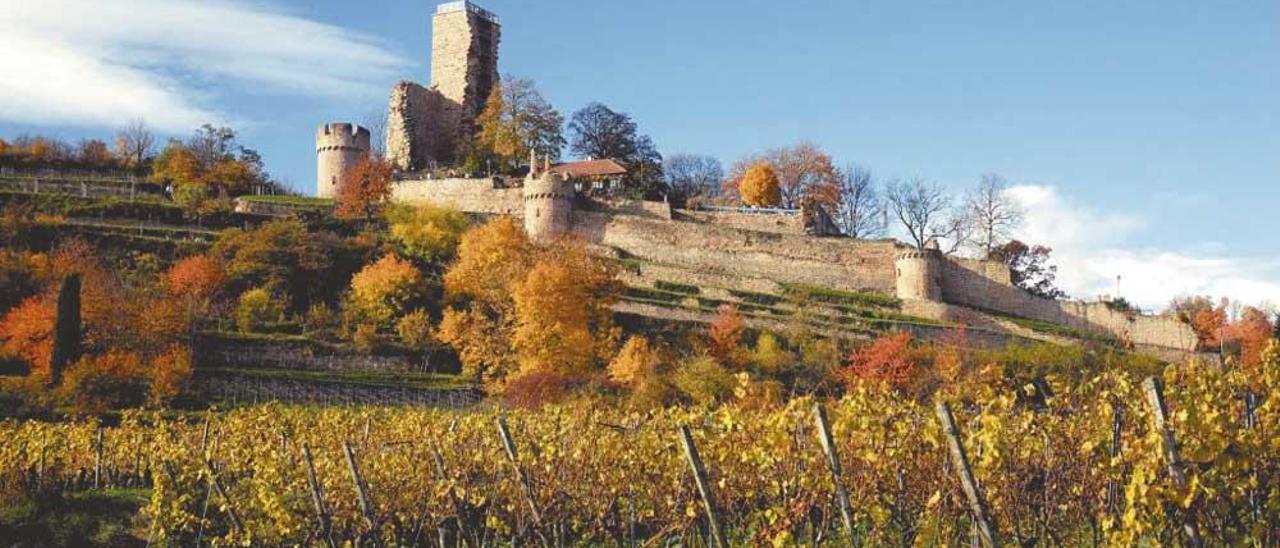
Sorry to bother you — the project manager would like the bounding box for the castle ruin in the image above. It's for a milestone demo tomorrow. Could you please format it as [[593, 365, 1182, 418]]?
[[314, 1, 1199, 356], [387, 1, 500, 171]]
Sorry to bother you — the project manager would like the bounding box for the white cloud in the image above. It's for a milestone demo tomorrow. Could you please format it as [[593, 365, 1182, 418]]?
[[0, 0, 407, 132], [1007, 184, 1280, 311]]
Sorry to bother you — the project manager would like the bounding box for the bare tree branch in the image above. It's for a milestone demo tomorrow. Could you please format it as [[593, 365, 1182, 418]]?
[[834, 165, 885, 239], [885, 177, 952, 249], [964, 173, 1023, 256]]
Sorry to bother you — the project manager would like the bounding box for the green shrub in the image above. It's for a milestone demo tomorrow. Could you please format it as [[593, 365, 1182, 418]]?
[[654, 280, 700, 295], [728, 289, 784, 306], [236, 288, 285, 333], [623, 287, 683, 304], [671, 355, 736, 405], [781, 283, 902, 309]]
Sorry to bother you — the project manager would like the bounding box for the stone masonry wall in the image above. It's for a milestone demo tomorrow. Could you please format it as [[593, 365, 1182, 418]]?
[[387, 81, 449, 171], [940, 257, 1197, 350], [572, 211, 903, 294], [680, 210, 805, 234], [391, 177, 523, 215]]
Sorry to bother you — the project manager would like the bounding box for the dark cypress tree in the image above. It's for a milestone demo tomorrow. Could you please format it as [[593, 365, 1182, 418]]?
[[49, 273, 82, 386]]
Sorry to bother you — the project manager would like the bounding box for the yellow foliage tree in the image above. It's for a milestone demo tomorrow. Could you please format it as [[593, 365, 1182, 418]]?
[[608, 335, 660, 386], [437, 217, 620, 388], [347, 254, 425, 330], [738, 161, 782, 207], [387, 204, 469, 262]]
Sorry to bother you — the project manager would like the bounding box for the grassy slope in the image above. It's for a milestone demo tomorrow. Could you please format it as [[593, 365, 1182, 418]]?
[[0, 488, 150, 547]]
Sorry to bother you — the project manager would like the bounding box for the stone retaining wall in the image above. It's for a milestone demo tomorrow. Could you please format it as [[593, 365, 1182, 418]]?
[[391, 177, 523, 215], [574, 211, 903, 294]]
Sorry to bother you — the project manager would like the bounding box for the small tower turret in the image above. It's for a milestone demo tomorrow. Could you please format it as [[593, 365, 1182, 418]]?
[[316, 123, 371, 198], [895, 240, 943, 301], [522, 155, 574, 244]]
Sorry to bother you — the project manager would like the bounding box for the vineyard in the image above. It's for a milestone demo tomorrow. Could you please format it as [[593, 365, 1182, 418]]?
[[2, 353, 1277, 546]]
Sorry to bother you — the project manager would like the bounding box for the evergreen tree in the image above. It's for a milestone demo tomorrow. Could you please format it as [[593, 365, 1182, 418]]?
[[49, 273, 82, 386]]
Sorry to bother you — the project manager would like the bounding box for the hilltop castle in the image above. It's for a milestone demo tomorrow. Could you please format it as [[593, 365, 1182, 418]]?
[[313, 1, 1199, 356]]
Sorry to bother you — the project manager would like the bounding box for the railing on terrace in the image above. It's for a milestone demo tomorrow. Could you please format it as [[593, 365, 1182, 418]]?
[[696, 204, 800, 216], [0, 166, 141, 183], [436, 0, 500, 23]]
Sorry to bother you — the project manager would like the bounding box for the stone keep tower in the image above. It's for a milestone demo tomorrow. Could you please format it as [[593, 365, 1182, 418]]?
[[523, 157, 574, 244], [316, 123, 370, 198], [386, 1, 500, 172], [895, 241, 943, 301], [431, 2, 500, 138]]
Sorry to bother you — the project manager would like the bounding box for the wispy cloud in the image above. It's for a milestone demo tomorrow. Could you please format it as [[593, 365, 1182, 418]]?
[[1007, 184, 1280, 310], [0, 0, 407, 132]]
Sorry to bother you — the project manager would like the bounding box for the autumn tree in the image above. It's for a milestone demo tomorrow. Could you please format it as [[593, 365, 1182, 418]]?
[[438, 217, 620, 387], [845, 331, 921, 392], [163, 254, 226, 322], [835, 165, 885, 238], [346, 254, 427, 330], [664, 153, 723, 207], [737, 162, 782, 207], [475, 76, 565, 171], [989, 240, 1067, 299], [114, 119, 155, 168], [438, 217, 534, 382], [608, 336, 661, 386], [213, 219, 364, 314], [963, 173, 1022, 255], [568, 102, 663, 194], [707, 304, 745, 368], [337, 153, 394, 221], [386, 203, 469, 263], [76, 139, 114, 167], [728, 142, 840, 209]]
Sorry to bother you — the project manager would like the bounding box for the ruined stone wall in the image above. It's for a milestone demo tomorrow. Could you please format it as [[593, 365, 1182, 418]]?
[[572, 211, 903, 294], [679, 210, 805, 234], [386, 82, 449, 171], [937, 257, 1197, 350], [391, 177, 523, 215], [586, 199, 672, 221]]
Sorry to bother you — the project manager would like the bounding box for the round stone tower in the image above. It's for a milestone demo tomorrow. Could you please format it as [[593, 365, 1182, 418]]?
[[522, 157, 574, 244], [316, 123, 371, 198], [895, 241, 943, 301]]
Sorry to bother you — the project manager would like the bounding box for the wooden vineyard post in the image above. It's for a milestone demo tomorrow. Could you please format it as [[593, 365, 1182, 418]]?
[[813, 403, 855, 536], [496, 415, 545, 530], [1106, 405, 1123, 514], [342, 440, 383, 547], [1141, 377, 1204, 548], [678, 425, 729, 548], [203, 459, 245, 534], [935, 401, 1000, 548], [302, 444, 338, 548], [94, 425, 103, 489]]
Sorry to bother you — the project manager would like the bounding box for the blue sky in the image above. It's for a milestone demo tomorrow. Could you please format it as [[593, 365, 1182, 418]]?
[[1, 0, 1277, 308]]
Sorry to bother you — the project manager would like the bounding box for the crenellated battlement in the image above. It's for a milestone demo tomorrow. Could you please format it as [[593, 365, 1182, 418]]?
[[316, 122, 371, 199]]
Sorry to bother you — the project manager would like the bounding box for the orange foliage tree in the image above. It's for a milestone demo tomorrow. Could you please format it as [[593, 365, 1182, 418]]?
[[737, 162, 782, 207], [0, 240, 195, 406], [163, 254, 226, 323], [337, 154, 394, 221], [707, 304, 745, 368], [728, 142, 840, 208], [844, 331, 921, 392]]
